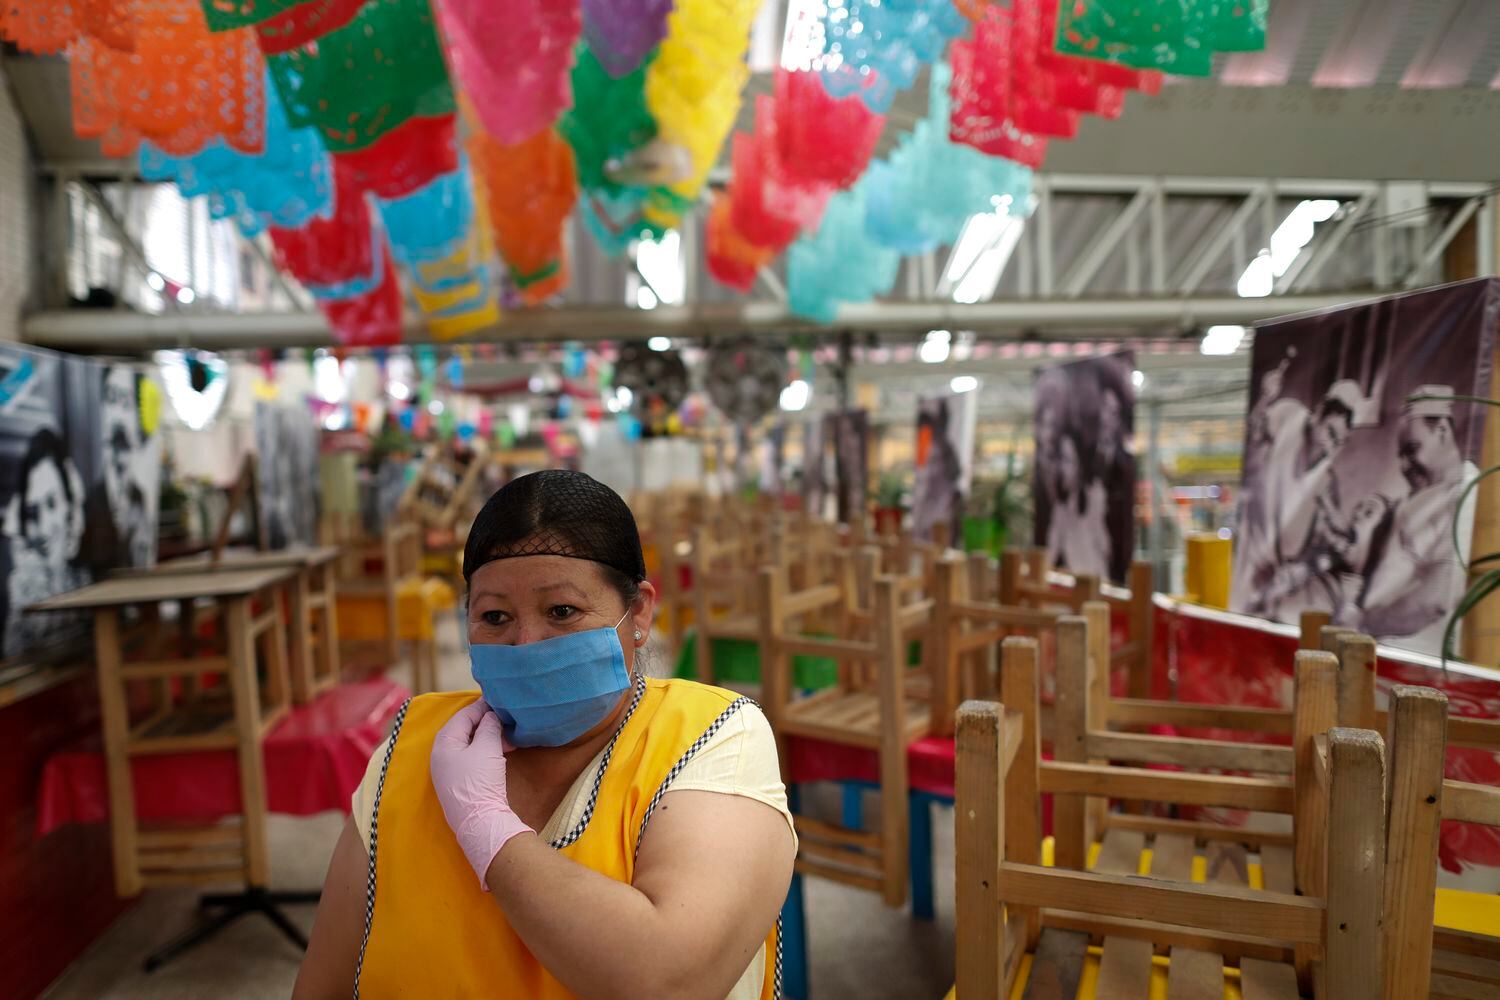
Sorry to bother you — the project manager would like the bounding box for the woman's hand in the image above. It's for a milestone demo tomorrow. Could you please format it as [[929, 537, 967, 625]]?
[[430, 700, 534, 887]]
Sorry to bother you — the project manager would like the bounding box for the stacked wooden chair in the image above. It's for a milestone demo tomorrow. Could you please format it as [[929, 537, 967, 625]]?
[[334, 521, 442, 693], [758, 558, 932, 906], [690, 524, 770, 686], [955, 620, 1388, 999]]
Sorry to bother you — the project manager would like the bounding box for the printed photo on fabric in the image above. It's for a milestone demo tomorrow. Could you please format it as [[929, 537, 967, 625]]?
[[802, 415, 827, 517], [912, 388, 978, 547], [1229, 279, 1499, 657], [1032, 352, 1137, 584], [833, 409, 869, 526], [254, 401, 323, 550], [0, 344, 164, 666]]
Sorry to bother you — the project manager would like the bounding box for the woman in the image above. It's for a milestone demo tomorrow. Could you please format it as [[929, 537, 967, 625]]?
[[1044, 431, 1111, 579], [295, 471, 795, 999]]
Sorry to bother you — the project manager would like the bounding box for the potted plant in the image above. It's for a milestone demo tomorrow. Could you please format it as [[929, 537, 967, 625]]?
[[873, 471, 906, 536], [985, 444, 1031, 556]]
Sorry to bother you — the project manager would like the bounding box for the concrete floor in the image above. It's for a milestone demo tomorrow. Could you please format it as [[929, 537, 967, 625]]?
[[41, 621, 956, 1000]]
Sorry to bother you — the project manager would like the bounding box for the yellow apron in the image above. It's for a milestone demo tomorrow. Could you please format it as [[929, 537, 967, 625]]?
[[355, 676, 781, 998]]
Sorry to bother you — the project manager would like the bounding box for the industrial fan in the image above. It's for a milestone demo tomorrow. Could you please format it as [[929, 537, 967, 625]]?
[[703, 338, 784, 425]]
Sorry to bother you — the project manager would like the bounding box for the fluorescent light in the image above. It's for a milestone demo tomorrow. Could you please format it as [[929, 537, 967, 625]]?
[[1201, 325, 1247, 356], [1132, 370, 1146, 389], [146, 272, 165, 292], [324, 409, 348, 431], [945, 212, 1025, 304], [637, 285, 658, 309], [1238, 199, 1341, 297], [780, 379, 810, 412], [648, 336, 672, 352], [615, 385, 634, 408], [176, 287, 196, 305], [919, 330, 951, 364], [635, 230, 684, 306], [950, 375, 979, 393], [314, 355, 346, 403], [387, 380, 411, 401]]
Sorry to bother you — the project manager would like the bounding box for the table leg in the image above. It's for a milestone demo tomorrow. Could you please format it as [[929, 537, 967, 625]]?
[[317, 565, 341, 687], [287, 571, 314, 703], [140, 603, 173, 713], [178, 598, 203, 700], [263, 586, 292, 716], [225, 597, 270, 887], [95, 607, 142, 897]]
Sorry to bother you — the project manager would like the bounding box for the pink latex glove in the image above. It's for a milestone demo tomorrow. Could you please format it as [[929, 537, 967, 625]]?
[[430, 700, 535, 888]]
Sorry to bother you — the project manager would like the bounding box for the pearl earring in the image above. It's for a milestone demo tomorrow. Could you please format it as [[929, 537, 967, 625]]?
[[633, 630, 643, 642]]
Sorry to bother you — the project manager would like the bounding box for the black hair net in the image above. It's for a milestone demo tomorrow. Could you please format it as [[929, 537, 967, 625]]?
[[463, 470, 646, 585]]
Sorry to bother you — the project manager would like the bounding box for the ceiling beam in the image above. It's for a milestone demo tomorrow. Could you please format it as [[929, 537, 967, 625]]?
[[1044, 85, 1500, 183], [22, 291, 1373, 353]]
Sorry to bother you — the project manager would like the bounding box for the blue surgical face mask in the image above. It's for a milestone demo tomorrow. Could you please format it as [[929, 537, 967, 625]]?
[[468, 611, 633, 748]]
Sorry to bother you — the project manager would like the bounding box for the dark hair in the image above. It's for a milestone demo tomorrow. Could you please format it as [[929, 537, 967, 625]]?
[[1094, 360, 1135, 435], [1318, 397, 1354, 426], [1356, 502, 1399, 608], [100, 366, 149, 439], [1057, 430, 1096, 514], [463, 470, 646, 609], [18, 428, 74, 528]]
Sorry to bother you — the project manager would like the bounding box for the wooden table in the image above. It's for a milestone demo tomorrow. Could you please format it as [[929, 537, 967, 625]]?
[[29, 566, 299, 898], [115, 547, 342, 702]]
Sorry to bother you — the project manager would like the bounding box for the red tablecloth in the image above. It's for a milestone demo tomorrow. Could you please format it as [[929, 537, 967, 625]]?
[[787, 735, 957, 798], [36, 677, 409, 836]]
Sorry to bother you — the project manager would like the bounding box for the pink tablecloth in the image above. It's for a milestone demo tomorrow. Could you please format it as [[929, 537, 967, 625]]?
[[36, 677, 409, 836]]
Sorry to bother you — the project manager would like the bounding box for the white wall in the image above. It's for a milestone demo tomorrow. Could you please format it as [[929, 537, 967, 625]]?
[[0, 63, 34, 342]]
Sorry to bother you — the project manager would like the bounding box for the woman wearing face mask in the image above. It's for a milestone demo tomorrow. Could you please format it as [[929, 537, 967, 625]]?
[[295, 471, 796, 1000]]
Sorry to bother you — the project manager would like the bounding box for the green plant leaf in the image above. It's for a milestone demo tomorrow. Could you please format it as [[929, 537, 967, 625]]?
[[1451, 463, 1500, 564], [1407, 393, 1500, 411], [1440, 568, 1500, 672]]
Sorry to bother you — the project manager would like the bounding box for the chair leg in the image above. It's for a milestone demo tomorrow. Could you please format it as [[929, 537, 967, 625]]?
[[840, 781, 865, 832], [909, 792, 935, 921], [780, 872, 809, 1000]]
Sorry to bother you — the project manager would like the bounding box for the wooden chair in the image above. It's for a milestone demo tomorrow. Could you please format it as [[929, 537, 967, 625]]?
[[335, 521, 440, 693], [689, 526, 765, 685], [955, 632, 1391, 1000], [928, 552, 1065, 739], [759, 567, 931, 906], [1000, 546, 1103, 614], [1378, 684, 1500, 1000]]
